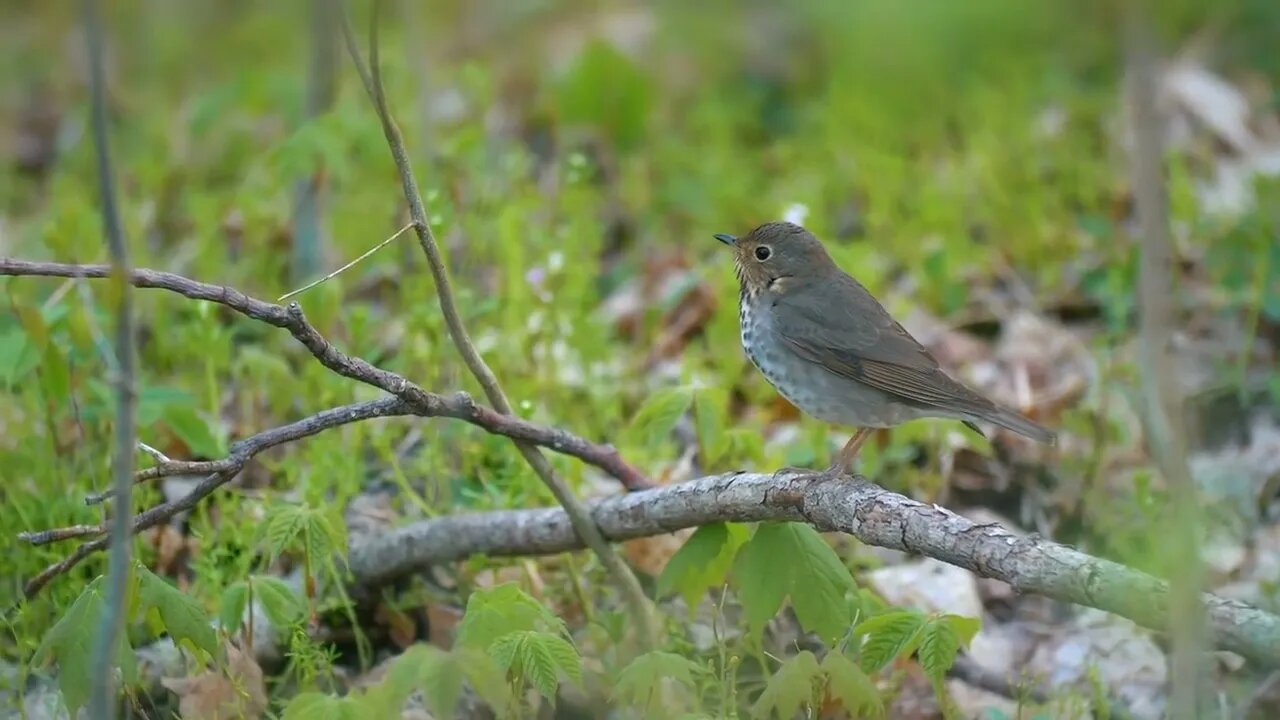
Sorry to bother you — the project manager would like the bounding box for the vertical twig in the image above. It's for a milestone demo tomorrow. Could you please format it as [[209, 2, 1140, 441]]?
[[291, 0, 339, 282], [336, 1, 658, 649], [1124, 3, 1207, 716], [82, 1, 137, 718]]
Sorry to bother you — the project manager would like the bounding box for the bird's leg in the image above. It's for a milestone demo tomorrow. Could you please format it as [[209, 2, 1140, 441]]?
[[822, 427, 873, 477]]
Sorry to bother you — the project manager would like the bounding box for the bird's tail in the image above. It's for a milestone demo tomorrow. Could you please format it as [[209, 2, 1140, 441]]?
[[978, 406, 1057, 445]]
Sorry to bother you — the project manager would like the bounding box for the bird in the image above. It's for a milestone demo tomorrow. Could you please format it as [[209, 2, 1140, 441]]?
[[715, 221, 1056, 477]]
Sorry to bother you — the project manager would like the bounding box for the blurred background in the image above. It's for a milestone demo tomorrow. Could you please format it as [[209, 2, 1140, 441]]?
[[2, 0, 1280, 717]]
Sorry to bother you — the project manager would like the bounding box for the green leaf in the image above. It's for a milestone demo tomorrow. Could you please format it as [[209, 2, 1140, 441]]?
[[361, 644, 459, 719], [918, 618, 962, 684], [822, 652, 884, 718], [253, 576, 306, 627], [941, 613, 982, 646], [625, 386, 693, 450], [656, 523, 749, 611], [455, 646, 512, 712], [555, 39, 652, 150], [138, 566, 218, 658], [456, 583, 566, 651], [750, 650, 822, 719], [36, 577, 138, 717], [162, 404, 227, 458], [732, 525, 791, 638], [489, 630, 581, 701], [218, 581, 249, 633], [732, 523, 857, 643], [260, 504, 308, 558], [282, 692, 357, 720], [855, 610, 926, 673], [614, 651, 703, 711], [693, 387, 729, 465]]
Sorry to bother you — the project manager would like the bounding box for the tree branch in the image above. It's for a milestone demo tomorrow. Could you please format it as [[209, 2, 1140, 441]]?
[[347, 471, 1280, 668], [0, 259, 651, 492], [80, 0, 136, 716], [336, 0, 658, 648], [1125, 2, 1208, 714]]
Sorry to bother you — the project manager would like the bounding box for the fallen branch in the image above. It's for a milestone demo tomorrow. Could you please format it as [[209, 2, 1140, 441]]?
[[0, 259, 651, 493], [347, 471, 1280, 668]]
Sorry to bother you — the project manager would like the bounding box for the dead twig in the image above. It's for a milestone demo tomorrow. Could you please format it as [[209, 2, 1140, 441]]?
[[0, 260, 652, 494], [336, 0, 658, 649]]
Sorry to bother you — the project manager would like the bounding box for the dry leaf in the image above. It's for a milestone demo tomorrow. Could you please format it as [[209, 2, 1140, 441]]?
[[161, 640, 266, 720]]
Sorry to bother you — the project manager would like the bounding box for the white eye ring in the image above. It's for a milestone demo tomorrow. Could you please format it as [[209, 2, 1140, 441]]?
[[755, 245, 772, 261]]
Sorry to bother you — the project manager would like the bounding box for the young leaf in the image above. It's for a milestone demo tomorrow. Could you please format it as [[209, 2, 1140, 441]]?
[[855, 610, 926, 673], [138, 567, 218, 658], [35, 577, 138, 717], [941, 613, 982, 645], [218, 581, 249, 633], [656, 523, 748, 611], [918, 618, 962, 684], [260, 504, 308, 558], [732, 525, 791, 637], [456, 583, 565, 650], [362, 644, 460, 719], [162, 404, 227, 458], [490, 630, 580, 701], [253, 576, 306, 627], [750, 650, 822, 719], [693, 386, 729, 465], [821, 652, 884, 718], [614, 651, 703, 711], [282, 692, 357, 720], [455, 646, 513, 713], [625, 386, 693, 450], [786, 524, 859, 643], [732, 523, 857, 642]]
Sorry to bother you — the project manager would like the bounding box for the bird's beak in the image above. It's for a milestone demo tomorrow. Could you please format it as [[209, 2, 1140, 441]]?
[[714, 233, 738, 246]]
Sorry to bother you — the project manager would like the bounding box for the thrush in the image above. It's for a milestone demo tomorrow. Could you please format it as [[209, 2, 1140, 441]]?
[[716, 221, 1056, 477]]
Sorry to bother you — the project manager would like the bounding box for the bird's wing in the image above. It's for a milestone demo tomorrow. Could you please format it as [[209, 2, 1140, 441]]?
[[774, 274, 992, 413]]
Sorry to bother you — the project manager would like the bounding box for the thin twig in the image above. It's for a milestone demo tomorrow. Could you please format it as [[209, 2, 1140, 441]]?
[[0, 260, 652, 492], [86, 397, 410, 506], [336, 0, 659, 650], [81, 1, 136, 717], [278, 221, 412, 301], [1125, 2, 1207, 715]]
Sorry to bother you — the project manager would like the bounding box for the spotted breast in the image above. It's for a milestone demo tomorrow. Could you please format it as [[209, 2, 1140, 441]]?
[[738, 289, 927, 429]]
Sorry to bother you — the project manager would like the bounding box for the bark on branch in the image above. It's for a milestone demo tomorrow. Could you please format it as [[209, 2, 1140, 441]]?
[[349, 471, 1280, 668]]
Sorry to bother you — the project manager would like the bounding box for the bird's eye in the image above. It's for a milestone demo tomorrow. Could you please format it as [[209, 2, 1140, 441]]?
[[754, 245, 772, 261]]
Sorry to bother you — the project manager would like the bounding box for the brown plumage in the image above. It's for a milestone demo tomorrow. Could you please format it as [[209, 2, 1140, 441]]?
[[715, 221, 1055, 475]]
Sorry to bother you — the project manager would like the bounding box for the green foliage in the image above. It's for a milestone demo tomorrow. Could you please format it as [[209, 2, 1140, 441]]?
[[614, 651, 704, 714], [623, 385, 694, 451], [750, 650, 822, 719], [821, 652, 884, 718], [34, 577, 135, 719], [137, 566, 218, 659], [5, 0, 1275, 716], [656, 522, 749, 611], [456, 582, 568, 651], [218, 575, 306, 633], [732, 522, 858, 643], [555, 39, 652, 151], [489, 629, 583, 701], [282, 692, 359, 720]]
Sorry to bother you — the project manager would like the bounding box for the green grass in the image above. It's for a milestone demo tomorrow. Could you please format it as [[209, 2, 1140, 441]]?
[[2, 0, 1279, 714]]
